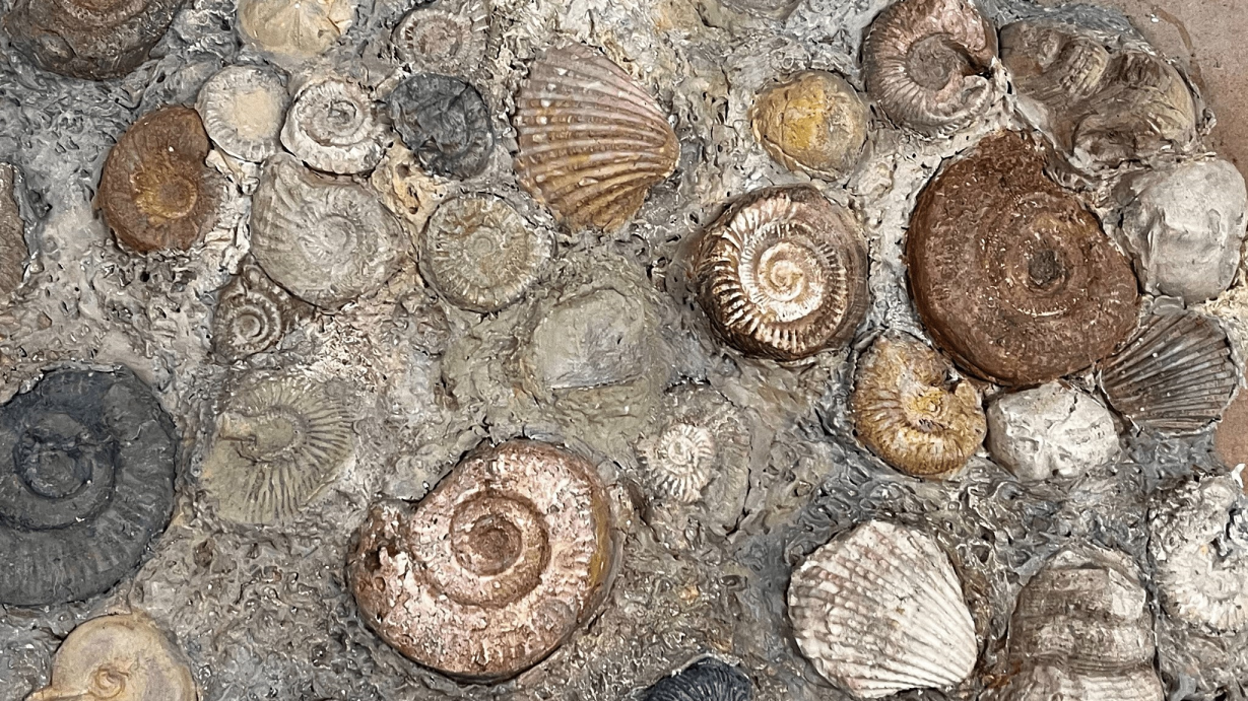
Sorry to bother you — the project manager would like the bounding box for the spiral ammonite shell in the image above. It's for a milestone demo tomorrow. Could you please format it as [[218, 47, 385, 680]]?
[[3, 0, 182, 80], [693, 186, 869, 361], [392, 1, 488, 75], [97, 107, 221, 253], [212, 263, 304, 361], [347, 439, 616, 682], [0, 367, 177, 606], [750, 71, 869, 179], [389, 73, 495, 180], [196, 65, 289, 163], [906, 131, 1139, 386], [281, 79, 387, 175]]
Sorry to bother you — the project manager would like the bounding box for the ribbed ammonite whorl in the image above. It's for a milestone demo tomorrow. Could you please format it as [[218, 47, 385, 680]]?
[[693, 186, 869, 361], [347, 439, 616, 682], [906, 131, 1139, 386]]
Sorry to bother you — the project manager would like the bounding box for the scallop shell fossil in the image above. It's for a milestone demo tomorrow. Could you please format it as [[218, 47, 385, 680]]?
[[389, 73, 494, 180], [0, 367, 177, 606], [851, 335, 986, 479], [862, 0, 997, 135], [0, 164, 28, 303], [347, 439, 616, 682], [513, 42, 679, 232], [281, 79, 386, 175], [788, 520, 978, 698], [1099, 311, 1238, 435], [3, 0, 182, 80], [196, 65, 289, 163], [907, 131, 1139, 386], [420, 195, 551, 313], [392, 0, 489, 75], [97, 106, 222, 253], [750, 71, 869, 179], [644, 658, 753, 701], [237, 0, 356, 64], [250, 154, 406, 309], [200, 372, 354, 525], [212, 263, 304, 361], [693, 185, 869, 362]]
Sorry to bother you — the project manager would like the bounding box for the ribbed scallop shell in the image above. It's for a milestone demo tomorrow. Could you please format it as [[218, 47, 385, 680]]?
[[281, 79, 386, 175], [196, 65, 288, 163], [513, 42, 679, 232], [788, 520, 978, 699], [644, 658, 753, 701], [1099, 311, 1238, 434], [392, 0, 489, 74]]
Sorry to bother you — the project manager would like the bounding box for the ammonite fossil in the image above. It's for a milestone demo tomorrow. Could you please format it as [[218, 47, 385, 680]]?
[[347, 439, 616, 682], [862, 0, 997, 135], [388, 73, 494, 180], [788, 520, 978, 698], [907, 131, 1139, 386], [420, 195, 552, 313], [0, 164, 29, 303], [97, 106, 221, 253], [392, 0, 489, 75], [236, 0, 356, 64], [693, 186, 869, 362], [281, 79, 386, 175], [3, 0, 182, 80], [851, 335, 986, 479], [986, 383, 1118, 482], [196, 65, 289, 163], [199, 371, 354, 525], [513, 42, 679, 232], [0, 368, 177, 606], [750, 71, 869, 179], [644, 658, 753, 701], [211, 263, 304, 361]]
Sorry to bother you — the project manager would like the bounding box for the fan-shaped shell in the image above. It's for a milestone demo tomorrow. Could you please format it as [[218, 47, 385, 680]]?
[[392, 0, 489, 74], [3, 0, 182, 80], [237, 0, 356, 64], [97, 106, 222, 253], [788, 520, 978, 698], [513, 42, 679, 232], [347, 439, 616, 682], [750, 71, 869, 179], [907, 131, 1139, 386], [200, 371, 354, 525], [0, 164, 28, 303], [250, 154, 406, 308], [1099, 311, 1238, 435], [862, 0, 997, 134], [851, 335, 985, 479], [389, 73, 494, 180], [281, 79, 386, 175], [644, 658, 753, 701], [0, 367, 177, 606], [212, 263, 304, 361], [693, 185, 869, 361], [196, 65, 289, 163]]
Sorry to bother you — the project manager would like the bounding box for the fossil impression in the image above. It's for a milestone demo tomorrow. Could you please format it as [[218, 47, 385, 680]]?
[[281, 79, 386, 175], [0, 164, 28, 304], [211, 262, 305, 361], [3, 0, 182, 80], [391, 0, 489, 74], [643, 657, 753, 701], [236, 0, 356, 64], [196, 65, 290, 163], [389, 73, 494, 180], [986, 383, 1119, 482], [750, 71, 869, 179]]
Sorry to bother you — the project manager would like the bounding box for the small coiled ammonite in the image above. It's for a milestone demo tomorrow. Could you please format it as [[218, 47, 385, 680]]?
[[389, 73, 495, 180], [693, 186, 869, 362], [392, 1, 489, 75], [211, 263, 304, 361], [347, 439, 616, 682], [196, 65, 289, 163], [3, 0, 182, 80], [281, 79, 387, 175]]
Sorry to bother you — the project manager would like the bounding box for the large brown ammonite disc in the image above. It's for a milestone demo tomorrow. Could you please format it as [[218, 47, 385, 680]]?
[[347, 439, 615, 682], [693, 185, 869, 361], [4, 0, 183, 80], [906, 131, 1139, 386]]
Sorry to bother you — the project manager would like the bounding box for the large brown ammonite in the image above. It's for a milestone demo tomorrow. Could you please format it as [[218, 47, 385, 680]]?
[[693, 185, 869, 361], [347, 439, 616, 682], [3, 0, 182, 80], [906, 131, 1139, 386]]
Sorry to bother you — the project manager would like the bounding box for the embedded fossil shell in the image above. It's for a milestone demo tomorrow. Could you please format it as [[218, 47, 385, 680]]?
[[3, 0, 182, 80], [196, 65, 289, 163], [1216, 391, 1248, 470], [693, 186, 868, 361], [250, 154, 406, 308], [389, 73, 494, 180], [0, 164, 29, 302], [347, 439, 615, 682], [643, 658, 753, 701], [862, 0, 997, 135], [907, 131, 1139, 386], [200, 371, 354, 525], [851, 335, 985, 479], [237, 0, 356, 64], [1001, 545, 1162, 701], [1099, 311, 1238, 435], [97, 106, 221, 253], [750, 71, 869, 179], [788, 520, 978, 698], [420, 195, 551, 313], [25, 614, 196, 701], [0, 368, 177, 606], [392, 0, 489, 74], [281, 79, 386, 175], [986, 383, 1119, 482], [513, 42, 679, 232], [211, 263, 304, 361]]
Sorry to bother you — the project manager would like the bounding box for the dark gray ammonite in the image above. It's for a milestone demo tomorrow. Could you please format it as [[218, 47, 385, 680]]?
[[0, 367, 177, 606], [644, 658, 752, 701], [388, 73, 494, 180]]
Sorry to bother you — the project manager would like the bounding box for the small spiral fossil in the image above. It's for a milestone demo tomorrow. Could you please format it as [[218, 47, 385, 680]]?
[[389, 73, 495, 180], [196, 65, 289, 163], [392, 1, 488, 74], [3, 0, 182, 79], [281, 79, 386, 175], [212, 263, 303, 361]]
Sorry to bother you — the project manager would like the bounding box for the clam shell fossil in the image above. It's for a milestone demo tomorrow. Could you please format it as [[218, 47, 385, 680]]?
[[862, 0, 997, 135], [97, 106, 222, 253], [347, 439, 616, 682], [644, 658, 753, 701], [196, 65, 289, 163], [0, 164, 29, 303], [237, 0, 356, 64], [211, 263, 305, 361], [281, 79, 386, 175], [250, 154, 406, 309], [420, 195, 551, 313], [0, 367, 177, 606], [392, 0, 489, 75], [1098, 311, 1238, 435], [693, 185, 869, 362], [200, 371, 354, 525], [986, 383, 1119, 482], [788, 520, 978, 698], [513, 42, 679, 232], [850, 334, 986, 479], [3, 0, 182, 80], [389, 73, 494, 180], [750, 71, 869, 179], [907, 131, 1139, 386]]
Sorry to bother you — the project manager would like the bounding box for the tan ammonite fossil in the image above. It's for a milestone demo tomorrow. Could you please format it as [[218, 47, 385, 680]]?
[[750, 71, 870, 179], [693, 185, 869, 362], [906, 131, 1139, 386], [347, 439, 616, 682]]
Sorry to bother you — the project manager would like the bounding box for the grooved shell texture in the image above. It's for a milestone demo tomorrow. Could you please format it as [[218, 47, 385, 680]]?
[[196, 65, 289, 163], [644, 658, 753, 701]]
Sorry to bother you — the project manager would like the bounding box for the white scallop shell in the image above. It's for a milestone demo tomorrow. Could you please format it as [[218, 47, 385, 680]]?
[[196, 65, 289, 163], [280, 79, 386, 175]]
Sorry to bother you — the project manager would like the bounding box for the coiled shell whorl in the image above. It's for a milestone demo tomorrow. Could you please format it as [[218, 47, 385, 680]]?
[[212, 263, 304, 361], [281, 79, 386, 175], [3, 0, 182, 80], [196, 65, 289, 163], [391, 1, 489, 75]]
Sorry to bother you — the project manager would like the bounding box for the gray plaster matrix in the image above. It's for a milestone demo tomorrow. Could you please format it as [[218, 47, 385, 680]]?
[[1, 0, 1247, 699]]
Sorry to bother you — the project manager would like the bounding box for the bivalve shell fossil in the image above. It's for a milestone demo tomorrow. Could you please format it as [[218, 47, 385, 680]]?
[[3, 0, 182, 80], [788, 520, 978, 698], [750, 71, 869, 179], [196, 65, 289, 163], [644, 657, 753, 701], [693, 186, 869, 361], [347, 439, 616, 682], [237, 0, 356, 64], [0, 164, 28, 303], [986, 383, 1119, 482], [212, 263, 305, 361], [392, 0, 489, 75], [389, 73, 494, 180], [513, 42, 679, 232], [281, 79, 386, 175]]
